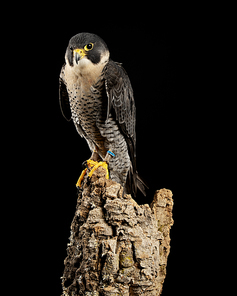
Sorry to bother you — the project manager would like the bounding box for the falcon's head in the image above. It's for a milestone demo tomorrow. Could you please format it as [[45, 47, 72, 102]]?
[[65, 32, 110, 70]]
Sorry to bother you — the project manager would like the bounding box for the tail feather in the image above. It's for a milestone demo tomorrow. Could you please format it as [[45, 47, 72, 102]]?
[[126, 168, 149, 198], [136, 173, 148, 197]]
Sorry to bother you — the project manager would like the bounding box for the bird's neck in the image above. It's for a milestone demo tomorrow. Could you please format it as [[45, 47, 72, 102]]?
[[65, 57, 108, 87]]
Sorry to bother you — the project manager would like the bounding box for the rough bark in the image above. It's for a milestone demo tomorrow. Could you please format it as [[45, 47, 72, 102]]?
[[61, 167, 174, 296]]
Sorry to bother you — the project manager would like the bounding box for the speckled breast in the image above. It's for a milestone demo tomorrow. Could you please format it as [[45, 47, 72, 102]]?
[[68, 78, 107, 141]]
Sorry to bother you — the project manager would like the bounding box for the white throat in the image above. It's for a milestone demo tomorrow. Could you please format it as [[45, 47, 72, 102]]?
[[64, 51, 109, 86]]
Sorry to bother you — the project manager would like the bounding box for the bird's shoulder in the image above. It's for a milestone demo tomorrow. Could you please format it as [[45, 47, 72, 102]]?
[[103, 59, 134, 107], [103, 59, 135, 139], [59, 63, 72, 121], [59, 63, 66, 82], [103, 59, 130, 86]]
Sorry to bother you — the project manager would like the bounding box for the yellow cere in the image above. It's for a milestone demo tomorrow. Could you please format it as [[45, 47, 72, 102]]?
[[73, 48, 86, 58]]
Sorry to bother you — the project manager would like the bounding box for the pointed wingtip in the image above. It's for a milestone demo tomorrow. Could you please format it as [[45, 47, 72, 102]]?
[[136, 173, 149, 197]]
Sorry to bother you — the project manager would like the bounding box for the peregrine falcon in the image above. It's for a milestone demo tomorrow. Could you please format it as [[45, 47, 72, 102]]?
[[59, 32, 147, 197]]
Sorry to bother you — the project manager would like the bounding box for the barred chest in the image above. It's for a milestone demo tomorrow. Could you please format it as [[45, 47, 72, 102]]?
[[63, 61, 108, 133], [68, 77, 107, 133]]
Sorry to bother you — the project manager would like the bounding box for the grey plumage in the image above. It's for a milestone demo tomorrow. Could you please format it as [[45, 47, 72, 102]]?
[[59, 32, 147, 197]]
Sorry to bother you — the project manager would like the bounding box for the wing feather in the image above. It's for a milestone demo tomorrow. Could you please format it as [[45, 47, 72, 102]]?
[[104, 60, 148, 197], [104, 60, 137, 175], [59, 64, 71, 121], [104, 61, 136, 140]]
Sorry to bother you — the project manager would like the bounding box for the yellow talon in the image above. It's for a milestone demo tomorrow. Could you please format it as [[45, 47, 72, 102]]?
[[76, 160, 98, 187], [87, 159, 99, 168], [76, 159, 109, 187], [88, 161, 109, 179], [76, 168, 88, 187]]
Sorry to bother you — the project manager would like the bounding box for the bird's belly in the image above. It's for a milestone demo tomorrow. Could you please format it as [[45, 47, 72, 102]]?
[[70, 89, 106, 142]]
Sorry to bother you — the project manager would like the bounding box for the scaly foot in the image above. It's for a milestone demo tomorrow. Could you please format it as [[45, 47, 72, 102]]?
[[76, 159, 100, 187], [76, 151, 114, 187], [88, 151, 114, 180], [88, 161, 109, 179], [76, 168, 87, 187], [87, 159, 99, 168]]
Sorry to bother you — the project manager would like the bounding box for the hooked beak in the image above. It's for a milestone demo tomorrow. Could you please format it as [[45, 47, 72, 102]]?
[[73, 48, 86, 64]]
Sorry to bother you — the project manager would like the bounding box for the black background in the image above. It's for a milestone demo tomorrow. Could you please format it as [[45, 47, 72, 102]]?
[[12, 6, 203, 296]]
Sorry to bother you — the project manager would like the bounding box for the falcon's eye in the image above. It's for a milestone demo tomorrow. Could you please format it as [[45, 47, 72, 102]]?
[[69, 46, 73, 51], [84, 43, 94, 51]]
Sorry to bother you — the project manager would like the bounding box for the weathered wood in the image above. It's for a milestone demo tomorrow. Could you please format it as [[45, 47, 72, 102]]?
[[61, 167, 174, 296]]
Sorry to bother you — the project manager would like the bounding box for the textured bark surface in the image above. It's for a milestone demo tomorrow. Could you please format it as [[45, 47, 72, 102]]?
[[61, 167, 174, 296]]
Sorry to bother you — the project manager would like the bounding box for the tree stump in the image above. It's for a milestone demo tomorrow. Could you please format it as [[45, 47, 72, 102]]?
[[61, 167, 174, 296]]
